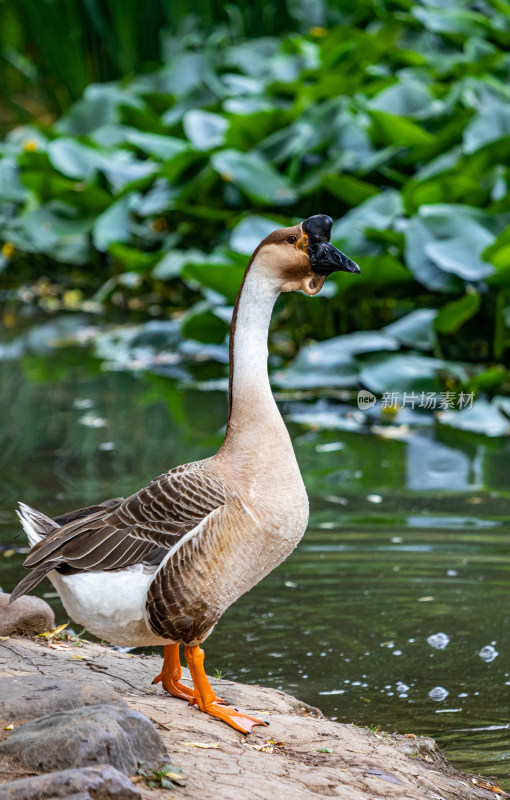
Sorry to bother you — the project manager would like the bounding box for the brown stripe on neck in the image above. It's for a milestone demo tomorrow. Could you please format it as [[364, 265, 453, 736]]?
[[226, 250, 257, 425]]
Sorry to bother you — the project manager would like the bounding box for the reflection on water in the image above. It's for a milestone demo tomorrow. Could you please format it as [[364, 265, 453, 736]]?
[[1, 329, 510, 787]]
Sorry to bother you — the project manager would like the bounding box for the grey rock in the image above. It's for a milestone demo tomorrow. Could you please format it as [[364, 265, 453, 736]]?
[[0, 592, 54, 637], [0, 765, 140, 800], [0, 675, 125, 723], [0, 704, 168, 776]]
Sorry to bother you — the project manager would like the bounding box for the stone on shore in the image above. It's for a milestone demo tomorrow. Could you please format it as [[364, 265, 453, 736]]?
[[0, 704, 168, 775], [0, 765, 140, 800], [0, 593, 54, 637], [0, 675, 126, 723]]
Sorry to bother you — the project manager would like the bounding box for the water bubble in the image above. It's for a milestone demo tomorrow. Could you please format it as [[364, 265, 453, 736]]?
[[79, 413, 107, 428], [479, 645, 499, 662], [396, 682, 410, 694], [367, 494, 383, 504], [427, 632, 450, 650], [447, 569, 458, 577], [429, 686, 449, 702], [393, 650, 403, 656], [74, 397, 94, 409], [315, 442, 344, 453]]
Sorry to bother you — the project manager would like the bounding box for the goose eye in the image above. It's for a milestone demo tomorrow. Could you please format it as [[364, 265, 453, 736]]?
[[288, 235, 297, 244]]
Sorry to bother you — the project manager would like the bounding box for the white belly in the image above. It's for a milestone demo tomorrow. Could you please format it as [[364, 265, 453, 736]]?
[[48, 564, 173, 647]]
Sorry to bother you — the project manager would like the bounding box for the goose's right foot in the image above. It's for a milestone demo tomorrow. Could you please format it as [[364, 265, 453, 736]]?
[[184, 645, 268, 734]]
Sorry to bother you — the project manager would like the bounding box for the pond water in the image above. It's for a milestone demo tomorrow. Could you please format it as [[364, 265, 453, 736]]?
[[1, 317, 509, 787]]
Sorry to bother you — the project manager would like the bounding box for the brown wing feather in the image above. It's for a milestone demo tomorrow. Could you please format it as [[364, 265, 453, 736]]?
[[20, 461, 226, 580]]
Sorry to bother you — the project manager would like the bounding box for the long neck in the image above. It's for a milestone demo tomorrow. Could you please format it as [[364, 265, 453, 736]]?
[[221, 264, 283, 452]]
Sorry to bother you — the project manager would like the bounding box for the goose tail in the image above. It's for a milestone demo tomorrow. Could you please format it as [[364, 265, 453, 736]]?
[[16, 502, 59, 547], [9, 502, 61, 604]]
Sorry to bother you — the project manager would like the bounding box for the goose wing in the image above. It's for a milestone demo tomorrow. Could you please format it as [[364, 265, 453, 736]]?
[[11, 463, 226, 601]]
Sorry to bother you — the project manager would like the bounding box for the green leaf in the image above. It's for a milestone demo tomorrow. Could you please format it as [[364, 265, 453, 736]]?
[[47, 138, 103, 180], [463, 96, 510, 154], [369, 80, 442, 120], [333, 255, 412, 294], [0, 157, 27, 202], [211, 149, 298, 205], [153, 248, 206, 281], [126, 131, 190, 161], [182, 261, 245, 304], [183, 110, 228, 151], [435, 292, 481, 334], [425, 234, 495, 281], [93, 195, 136, 251], [369, 110, 435, 148], [323, 174, 378, 206], [404, 205, 496, 291], [230, 215, 281, 255], [181, 309, 229, 344], [331, 190, 403, 255], [485, 226, 510, 284], [359, 353, 467, 394], [109, 243, 158, 272], [385, 309, 438, 350], [413, 6, 491, 37], [439, 399, 510, 437], [57, 83, 143, 135], [274, 331, 398, 390]]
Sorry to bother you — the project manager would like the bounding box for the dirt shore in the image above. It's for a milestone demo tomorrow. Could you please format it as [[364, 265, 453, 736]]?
[[0, 635, 506, 800]]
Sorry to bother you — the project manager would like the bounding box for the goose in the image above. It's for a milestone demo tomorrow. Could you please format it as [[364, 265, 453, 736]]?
[[10, 214, 359, 734]]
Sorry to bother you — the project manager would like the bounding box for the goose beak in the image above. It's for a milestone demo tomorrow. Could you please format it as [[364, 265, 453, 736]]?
[[310, 241, 360, 275], [302, 214, 360, 276]]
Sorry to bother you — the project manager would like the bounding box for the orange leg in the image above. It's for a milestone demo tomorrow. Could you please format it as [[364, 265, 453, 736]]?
[[152, 644, 196, 702], [184, 645, 268, 735], [153, 644, 227, 706]]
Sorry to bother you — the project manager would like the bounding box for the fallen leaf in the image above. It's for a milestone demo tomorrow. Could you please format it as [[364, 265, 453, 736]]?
[[477, 783, 506, 795], [405, 733, 417, 739], [37, 623, 69, 639], [180, 742, 220, 749], [0, 636, 10, 641], [69, 655, 88, 660], [4, 724, 13, 730], [316, 747, 332, 753], [3, 549, 15, 558]]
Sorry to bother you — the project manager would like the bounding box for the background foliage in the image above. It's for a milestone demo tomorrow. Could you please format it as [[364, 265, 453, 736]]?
[[1, 0, 510, 432]]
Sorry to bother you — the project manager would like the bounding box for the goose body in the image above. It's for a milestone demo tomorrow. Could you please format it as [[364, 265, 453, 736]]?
[[12, 215, 359, 732]]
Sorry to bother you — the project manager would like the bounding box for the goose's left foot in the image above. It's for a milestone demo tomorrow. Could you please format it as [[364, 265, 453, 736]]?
[[184, 645, 269, 734], [153, 644, 227, 706]]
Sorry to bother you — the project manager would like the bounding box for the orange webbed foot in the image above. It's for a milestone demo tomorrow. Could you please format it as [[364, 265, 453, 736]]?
[[200, 700, 268, 734], [184, 645, 268, 735]]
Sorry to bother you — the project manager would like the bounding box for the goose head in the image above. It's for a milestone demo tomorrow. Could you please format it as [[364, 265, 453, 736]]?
[[252, 214, 360, 296]]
